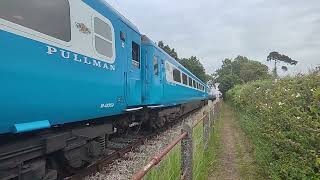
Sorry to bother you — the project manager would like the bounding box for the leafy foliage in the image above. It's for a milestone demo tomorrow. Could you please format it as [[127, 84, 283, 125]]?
[[180, 56, 208, 82], [214, 56, 271, 95], [227, 73, 320, 179], [158, 41, 179, 61]]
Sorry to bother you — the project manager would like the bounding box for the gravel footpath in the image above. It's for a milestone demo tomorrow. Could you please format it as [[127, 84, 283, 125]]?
[[86, 102, 212, 180]]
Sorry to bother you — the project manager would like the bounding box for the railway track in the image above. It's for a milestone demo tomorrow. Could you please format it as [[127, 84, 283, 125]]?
[[66, 132, 155, 180], [65, 105, 206, 180]]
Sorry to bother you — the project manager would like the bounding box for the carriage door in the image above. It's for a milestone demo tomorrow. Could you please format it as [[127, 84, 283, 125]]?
[[125, 30, 142, 107], [150, 53, 164, 104]]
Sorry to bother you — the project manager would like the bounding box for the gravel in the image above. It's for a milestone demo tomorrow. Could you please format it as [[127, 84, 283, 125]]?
[[86, 102, 212, 180]]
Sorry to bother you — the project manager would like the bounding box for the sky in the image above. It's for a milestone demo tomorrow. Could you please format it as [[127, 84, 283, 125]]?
[[105, 0, 320, 75]]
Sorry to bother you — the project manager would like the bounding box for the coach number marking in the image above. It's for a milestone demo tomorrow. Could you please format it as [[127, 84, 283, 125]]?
[[100, 103, 114, 109]]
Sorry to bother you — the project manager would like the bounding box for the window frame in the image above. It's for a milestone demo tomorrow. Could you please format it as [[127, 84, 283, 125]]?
[[164, 61, 204, 92], [0, 0, 72, 45], [92, 16, 116, 63], [182, 73, 188, 85], [188, 77, 193, 87], [153, 56, 159, 76], [173, 68, 182, 83], [131, 41, 140, 68]]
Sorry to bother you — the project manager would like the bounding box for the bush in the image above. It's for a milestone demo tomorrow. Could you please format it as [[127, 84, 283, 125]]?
[[227, 73, 320, 179]]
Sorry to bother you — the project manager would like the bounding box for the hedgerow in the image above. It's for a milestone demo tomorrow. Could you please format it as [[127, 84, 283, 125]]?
[[227, 73, 320, 179]]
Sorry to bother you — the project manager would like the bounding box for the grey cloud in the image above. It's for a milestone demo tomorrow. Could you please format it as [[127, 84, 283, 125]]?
[[106, 0, 320, 74]]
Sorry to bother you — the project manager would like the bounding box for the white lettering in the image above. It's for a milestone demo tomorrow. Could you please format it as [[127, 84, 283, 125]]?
[[83, 56, 91, 65], [60, 50, 70, 59], [110, 65, 116, 71], [100, 103, 114, 108], [47, 46, 57, 55], [73, 54, 82, 62], [93, 60, 101, 67], [45, 45, 116, 71], [103, 63, 109, 69]]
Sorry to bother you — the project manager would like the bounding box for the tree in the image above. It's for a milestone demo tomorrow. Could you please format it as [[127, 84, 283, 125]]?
[[180, 56, 207, 82], [267, 51, 298, 77], [158, 41, 179, 61], [214, 56, 271, 95]]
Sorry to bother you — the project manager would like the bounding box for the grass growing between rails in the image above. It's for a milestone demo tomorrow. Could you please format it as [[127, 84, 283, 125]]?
[[145, 110, 223, 180], [227, 73, 320, 179]]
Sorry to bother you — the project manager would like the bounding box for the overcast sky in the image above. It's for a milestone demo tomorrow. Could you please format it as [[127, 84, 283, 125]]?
[[105, 0, 320, 75]]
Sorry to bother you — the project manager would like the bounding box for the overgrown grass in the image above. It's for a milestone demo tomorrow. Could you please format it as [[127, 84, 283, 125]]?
[[233, 110, 271, 180], [227, 73, 320, 179], [145, 145, 181, 180], [145, 107, 223, 180]]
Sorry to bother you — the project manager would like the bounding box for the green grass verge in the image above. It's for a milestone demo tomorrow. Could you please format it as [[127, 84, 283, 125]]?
[[145, 109, 223, 180], [232, 108, 270, 180]]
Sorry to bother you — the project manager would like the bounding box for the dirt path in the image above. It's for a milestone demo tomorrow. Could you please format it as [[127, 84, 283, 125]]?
[[208, 104, 266, 180]]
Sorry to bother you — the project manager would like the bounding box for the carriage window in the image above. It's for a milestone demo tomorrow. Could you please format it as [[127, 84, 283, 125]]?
[[94, 17, 114, 59], [153, 56, 159, 75], [182, 74, 188, 85], [173, 68, 181, 83], [189, 77, 193, 87], [132, 42, 140, 68], [193, 80, 196, 88], [94, 17, 112, 41], [0, 0, 71, 42]]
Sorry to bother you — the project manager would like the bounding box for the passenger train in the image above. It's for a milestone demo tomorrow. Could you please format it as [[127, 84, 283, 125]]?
[[0, 0, 209, 179]]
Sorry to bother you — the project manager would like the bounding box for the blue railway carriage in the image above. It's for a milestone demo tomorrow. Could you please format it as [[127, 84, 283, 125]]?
[[0, 0, 143, 134], [141, 36, 208, 107], [0, 0, 209, 179]]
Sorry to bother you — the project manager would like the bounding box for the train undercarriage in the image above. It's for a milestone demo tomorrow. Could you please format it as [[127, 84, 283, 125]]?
[[0, 100, 207, 180]]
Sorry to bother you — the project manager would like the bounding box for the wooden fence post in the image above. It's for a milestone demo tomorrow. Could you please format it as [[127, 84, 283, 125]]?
[[210, 109, 214, 131], [181, 123, 193, 180], [203, 113, 210, 151]]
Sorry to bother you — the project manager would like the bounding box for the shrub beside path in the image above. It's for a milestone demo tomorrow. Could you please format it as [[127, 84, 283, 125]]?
[[208, 104, 267, 180]]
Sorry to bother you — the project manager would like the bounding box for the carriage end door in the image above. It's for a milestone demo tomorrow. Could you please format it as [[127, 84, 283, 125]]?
[[125, 30, 142, 107]]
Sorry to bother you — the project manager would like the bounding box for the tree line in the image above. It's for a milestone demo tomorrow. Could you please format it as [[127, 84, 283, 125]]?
[[214, 52, 298, 95], [157, 40, 298, 95]]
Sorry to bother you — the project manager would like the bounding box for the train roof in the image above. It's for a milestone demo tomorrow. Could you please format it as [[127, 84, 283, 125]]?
[[84, 0, 140, 33], [142, 35, 208, 87]]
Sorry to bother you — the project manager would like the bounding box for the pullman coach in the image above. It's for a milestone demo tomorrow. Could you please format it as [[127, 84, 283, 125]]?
[[0, 0, 209, 179]]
